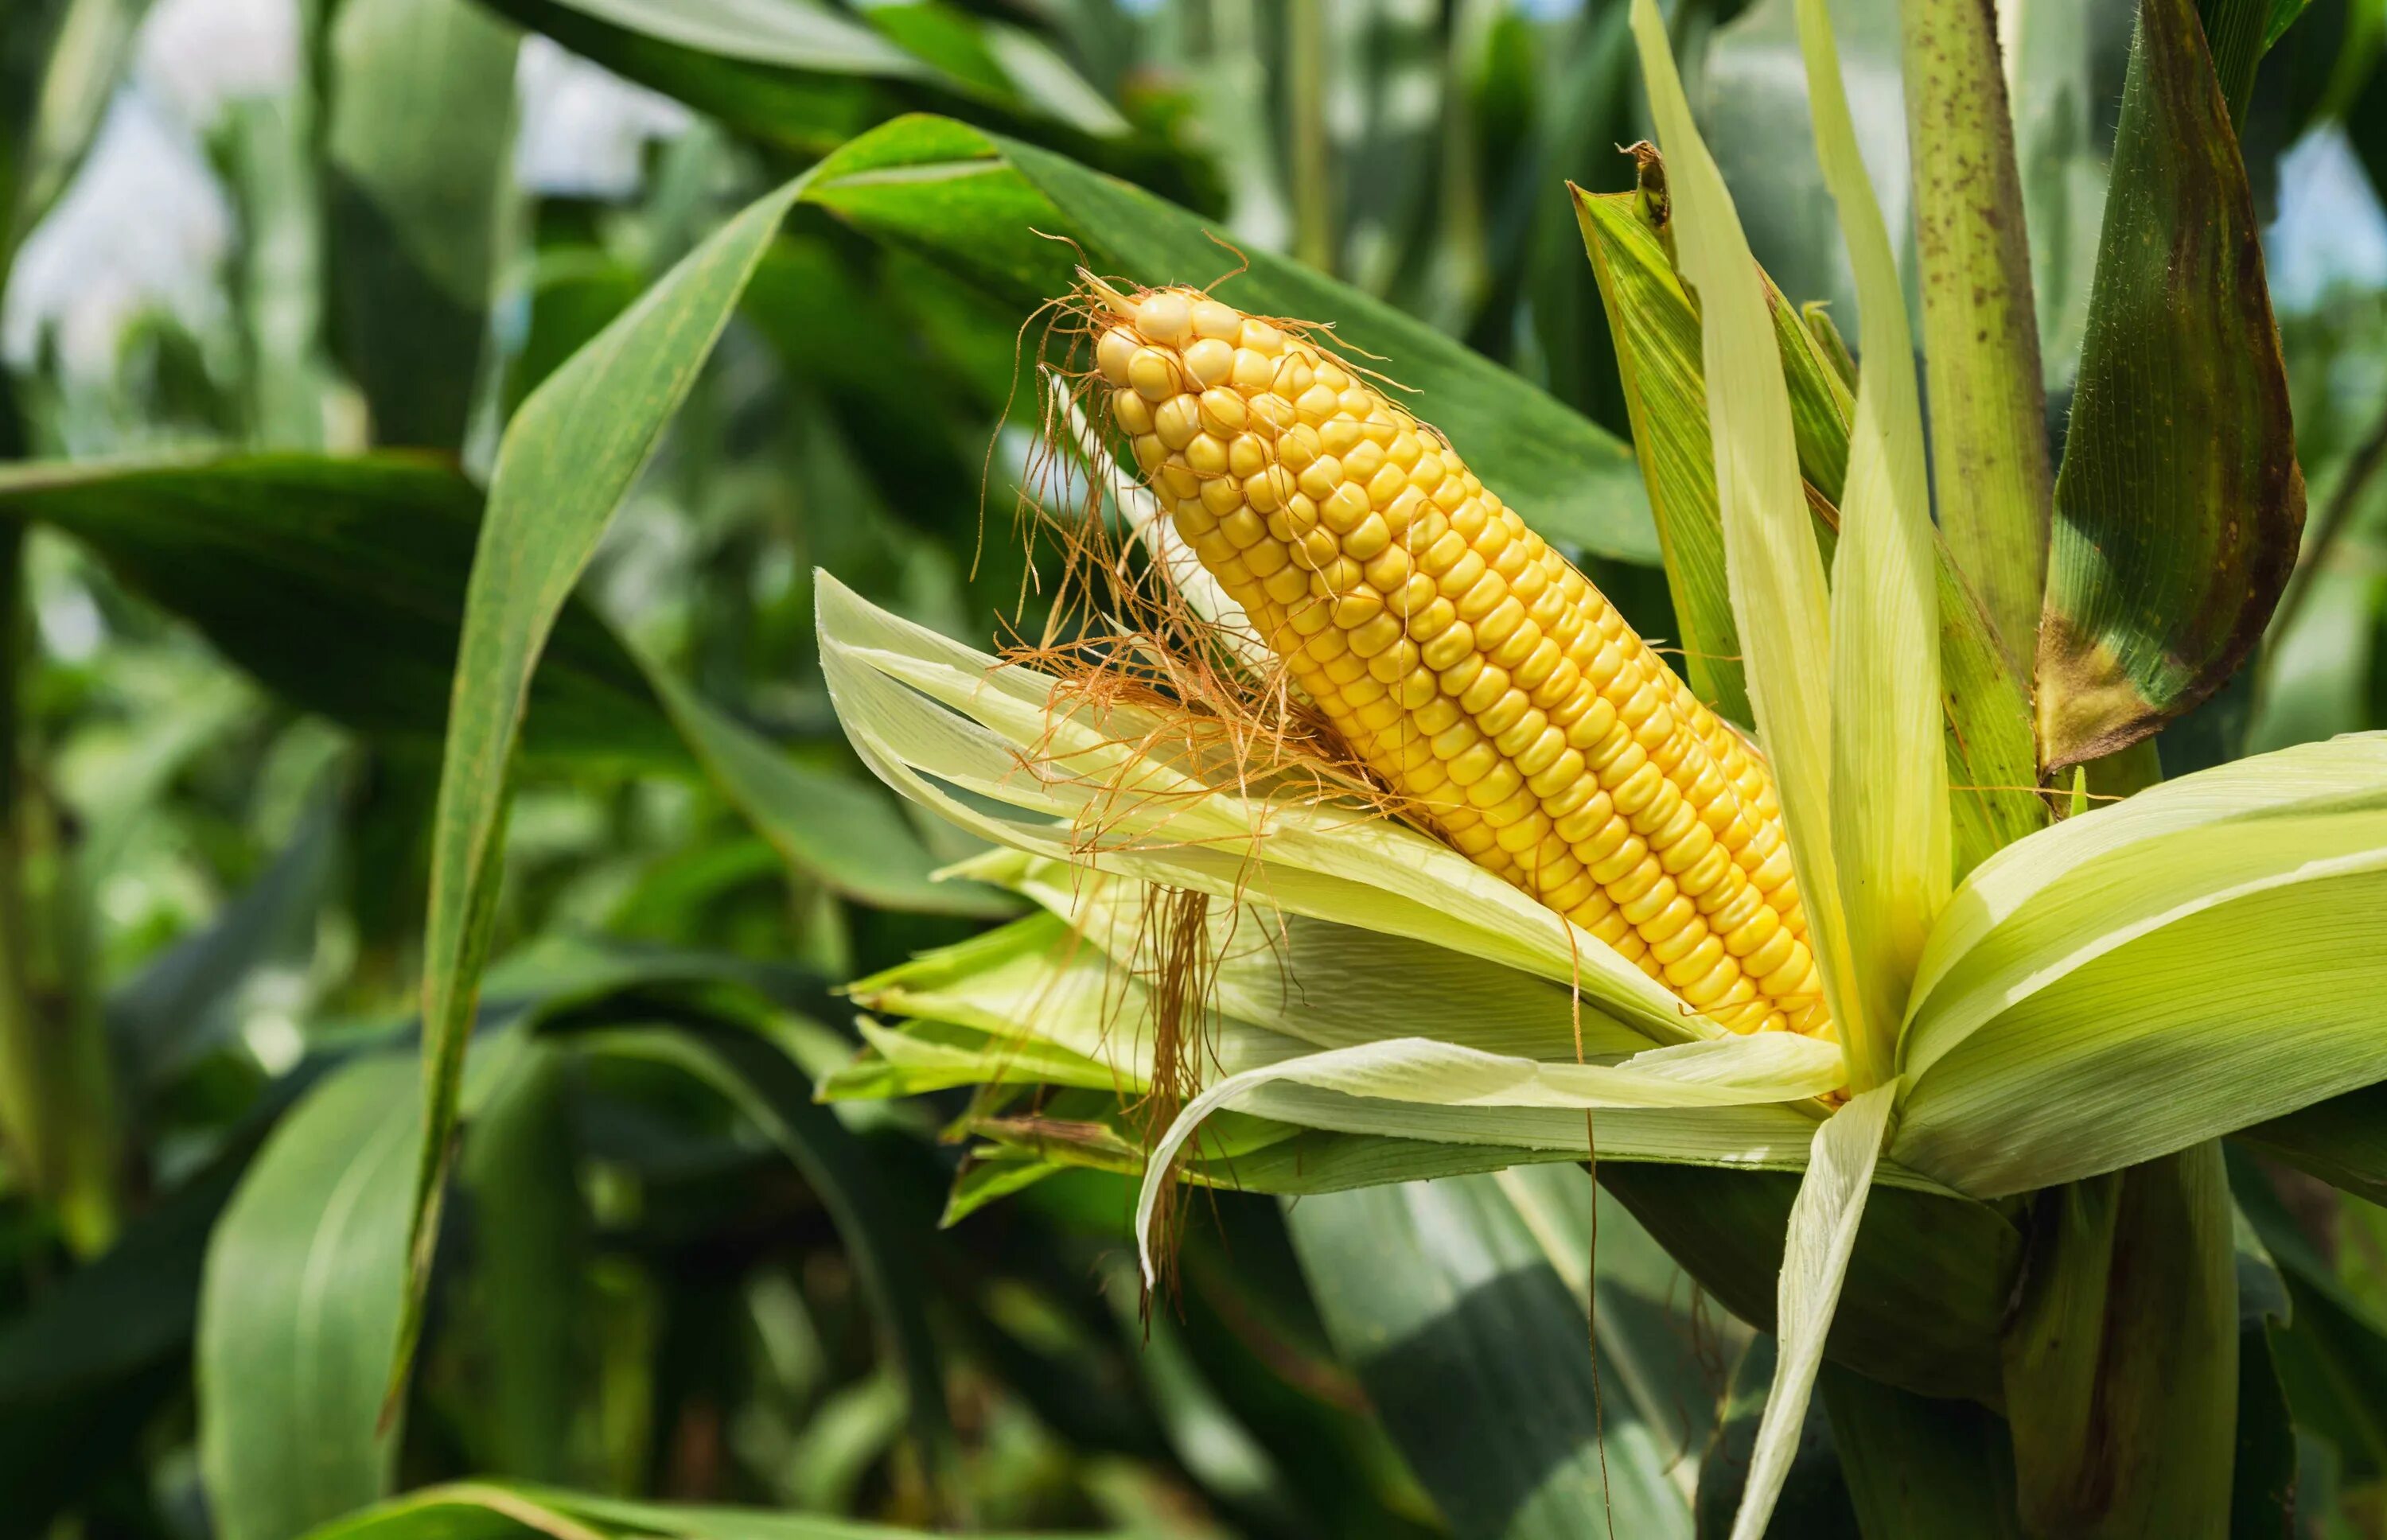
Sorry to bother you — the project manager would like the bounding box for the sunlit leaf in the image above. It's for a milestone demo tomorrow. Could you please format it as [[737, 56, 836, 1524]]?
[[1725, 1082, 1894, 1540], [1897, 737, 2387, 1196], [1799, 0, 1948, 1088], [1135, 1032, 1847, 1283], [1630, 0, 1862, 1063]]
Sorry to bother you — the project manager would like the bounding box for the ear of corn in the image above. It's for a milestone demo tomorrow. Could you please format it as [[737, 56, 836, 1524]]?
[[1084, 279, 1831, 1039]]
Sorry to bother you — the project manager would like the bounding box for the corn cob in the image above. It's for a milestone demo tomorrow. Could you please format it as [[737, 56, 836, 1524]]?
[[1085, 279, 1828, 1038]]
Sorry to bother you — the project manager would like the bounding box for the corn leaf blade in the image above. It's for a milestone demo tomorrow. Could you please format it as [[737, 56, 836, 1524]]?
[[2000, 1145, 2239, 1534], [642, 664, 1017, 918], [2238, 1083, 2387, 1208], [1135, 1034, 1849, 1283], [0, 456, 680, 765], [1603, 1159, 2015, 1405], [405, 175, 808, 1411], [1283, 1171, 1705, 1539], [201, 1057, 423, 1540], [1818, 1365, 2023, 1536]]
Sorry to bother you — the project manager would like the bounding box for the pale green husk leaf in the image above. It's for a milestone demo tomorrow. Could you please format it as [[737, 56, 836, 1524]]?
[[1630, 0, 1866, 1068], [1730, 1080, 1896, 1540], [813, 572, 1701, 1044], [1798, 0, 1949, 1090], [1133, 1033, 1845, 1282], [1895, 734, 2387, 1196], [957, 849, 1658, 1061]]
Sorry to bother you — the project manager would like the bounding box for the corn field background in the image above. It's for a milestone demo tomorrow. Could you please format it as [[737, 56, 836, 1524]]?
[[3, 0, 2387, 1536]]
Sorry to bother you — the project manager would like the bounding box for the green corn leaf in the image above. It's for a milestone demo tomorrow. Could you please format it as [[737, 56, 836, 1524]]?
[[2237, 1083, 2387, 1208], [200, 1056, 429, 1540], [800, 113, 1657, 564], [0, 455, 681, 765], [1896, 736, 2387, 1196], [454, 1046, 585, 1484], [1724, 1081, 1895, 1540], [1798, 0, 1949, 1091], [2037, 0, 2303, 769], [0, 451, 981, 920], [482, 0, 1206, 204], [1819, 1367, 2023, 1538], [403, 174, 811, 1414], [1630, 0, 1863, 1063], [2000, 1144, 2238, 1536], [1283, 1169, 1707, 1539], [642, 663, 1016, 918], [1134, 1034, 1847, 1282]]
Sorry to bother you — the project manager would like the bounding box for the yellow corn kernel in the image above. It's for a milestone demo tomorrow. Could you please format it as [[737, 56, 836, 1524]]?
[[1092, 282, 1831, 1040]]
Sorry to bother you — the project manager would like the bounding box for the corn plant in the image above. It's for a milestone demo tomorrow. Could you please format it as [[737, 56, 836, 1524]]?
[[6, 1, 2387, 1538], [790, 3, 2377, 1536]]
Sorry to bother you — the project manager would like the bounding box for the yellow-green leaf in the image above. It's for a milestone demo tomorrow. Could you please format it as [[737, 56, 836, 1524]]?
[[1728, 1082, 1896, 1540], [1630, 0, 1863, 1063], [1897, 737, 2387, 1196], [1797, 0, 1949, 1090]]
